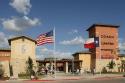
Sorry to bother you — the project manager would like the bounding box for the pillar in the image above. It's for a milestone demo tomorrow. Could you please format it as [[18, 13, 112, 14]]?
[[64, 62, 68, 73]]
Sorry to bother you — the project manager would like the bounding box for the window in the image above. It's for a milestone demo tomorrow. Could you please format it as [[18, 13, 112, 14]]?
[[22, 38, 25, 42], [21, 45, 26, 54]]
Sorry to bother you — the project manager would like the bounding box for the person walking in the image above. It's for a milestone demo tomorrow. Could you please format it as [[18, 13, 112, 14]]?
[[45, 67, 48, 75]]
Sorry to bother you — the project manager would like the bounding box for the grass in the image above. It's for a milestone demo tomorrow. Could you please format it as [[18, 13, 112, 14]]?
[[18, 75, 30, 79], [96, 72, 125, 74]]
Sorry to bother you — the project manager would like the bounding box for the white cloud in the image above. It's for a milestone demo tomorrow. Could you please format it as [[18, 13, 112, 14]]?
[[9, 0, 32, 15], [36, 47, 73, 60], [2, 16, 40, 31], [0, 32, 9, 48], [68, 29, 78, 34], [118, 38, 125, 50], [60, 36, 85, 45], [119, 42, 125, 50]]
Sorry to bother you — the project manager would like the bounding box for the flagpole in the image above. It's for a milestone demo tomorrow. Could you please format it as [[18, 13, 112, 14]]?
[[53, 27, 56, 78]]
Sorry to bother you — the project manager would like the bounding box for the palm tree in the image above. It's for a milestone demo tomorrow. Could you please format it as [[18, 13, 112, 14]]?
[[107, 60, 116, 72], [121, 60, 125, 72]]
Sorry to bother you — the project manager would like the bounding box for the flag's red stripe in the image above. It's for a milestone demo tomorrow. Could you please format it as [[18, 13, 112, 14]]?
[[36, 30, 54, 45], [84, 43, 95, 48], [37, 37, 53, 45], [37, 42, 53, 46]]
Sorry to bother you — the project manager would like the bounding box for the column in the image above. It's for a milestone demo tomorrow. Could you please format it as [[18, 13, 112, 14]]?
[[64, 62, 68, 73]]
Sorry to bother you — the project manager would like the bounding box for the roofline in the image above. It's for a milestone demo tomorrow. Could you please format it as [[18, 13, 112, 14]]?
[[8, 36, 37, 45], [0, 49, 11, 52], [86, 24, 119, 31], [36, 60, 82, 63], [72, 51, 91, 56], [118, 54, 125, 57]]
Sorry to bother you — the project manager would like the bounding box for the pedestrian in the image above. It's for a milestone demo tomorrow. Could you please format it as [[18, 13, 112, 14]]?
[[31, 75, 34, 80], [45, 67, 48, 75], [92, 68, 95, 75]]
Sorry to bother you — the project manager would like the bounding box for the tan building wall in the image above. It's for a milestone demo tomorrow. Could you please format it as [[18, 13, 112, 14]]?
[[79, 54, 91, 72], [73, 52, 91, 73], [117, 55, 125, 72], [9, 36, 37, 78], [119, 55, 125, 61]]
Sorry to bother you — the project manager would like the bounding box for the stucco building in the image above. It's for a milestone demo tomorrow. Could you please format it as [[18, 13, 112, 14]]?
[[0, 23, 124, 78], [0, 49, 11, 77], [0, 36, 37, 78], [72, 51, 91, 73], [8, 36, 37, 78], [117, 54, 125, 72], [37, 58, 82, 73]]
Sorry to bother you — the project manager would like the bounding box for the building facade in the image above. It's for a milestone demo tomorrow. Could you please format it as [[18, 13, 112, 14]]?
[[0, 49, 11, 77], [0, 24, 123, 78], [86, 24, 119, 72], [37, 58, 82, 73], [73, 51, 91, 73], [8, 36, 37, 78], [118, 54, 125, 72]]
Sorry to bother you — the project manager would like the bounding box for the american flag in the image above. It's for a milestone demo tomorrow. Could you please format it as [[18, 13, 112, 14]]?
[[36, 30, 54, 46]]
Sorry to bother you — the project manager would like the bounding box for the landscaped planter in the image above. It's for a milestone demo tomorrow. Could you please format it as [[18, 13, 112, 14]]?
[[123, 74, 125, 77], [0, 77, 10, 80]]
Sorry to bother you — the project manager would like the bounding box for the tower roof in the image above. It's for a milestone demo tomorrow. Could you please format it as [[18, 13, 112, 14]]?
[[8, 36, 37, 45], [86, 24, 119, 31]]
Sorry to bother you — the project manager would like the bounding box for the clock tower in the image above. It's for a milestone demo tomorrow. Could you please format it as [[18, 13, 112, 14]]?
[[8, 36, 37, 78]]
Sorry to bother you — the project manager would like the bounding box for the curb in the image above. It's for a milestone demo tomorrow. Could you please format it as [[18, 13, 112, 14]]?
[[61, 77, 82, 80], [24, 80, 56, 82], [93, 76, 124, 80]]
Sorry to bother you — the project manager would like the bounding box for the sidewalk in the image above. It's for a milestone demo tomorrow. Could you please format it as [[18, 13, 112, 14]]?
[[39, 73, 124, 80], [7, 73, 124, 82], [84, 74, 123, 79]]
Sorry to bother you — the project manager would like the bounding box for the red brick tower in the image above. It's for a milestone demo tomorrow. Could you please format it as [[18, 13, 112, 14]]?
[[86, 24, 119, 72]]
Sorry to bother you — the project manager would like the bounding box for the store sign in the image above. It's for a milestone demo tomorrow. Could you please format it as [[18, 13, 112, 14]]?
[[101, 42, 114, 45], [101, 34, 115, 45], [101, 35, 114, 38]]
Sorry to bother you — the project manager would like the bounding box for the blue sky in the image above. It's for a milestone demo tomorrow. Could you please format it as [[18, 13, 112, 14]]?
[[0, 0, 125, 59]]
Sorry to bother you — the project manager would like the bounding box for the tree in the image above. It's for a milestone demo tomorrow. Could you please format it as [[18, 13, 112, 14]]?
[[107, 60, 116, 72], [9, 64, 13, 76], [0, 63, 4, 78], [26, 57, 35, 79], [121, 60, 125, 72]]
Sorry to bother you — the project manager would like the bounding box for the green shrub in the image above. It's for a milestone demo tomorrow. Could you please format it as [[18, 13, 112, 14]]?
[[18, 72, 30, 79], [102, 67, 107, 73]]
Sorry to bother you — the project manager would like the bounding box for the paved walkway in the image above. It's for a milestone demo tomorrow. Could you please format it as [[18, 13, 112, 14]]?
[[2, 73, 125, 82], [38, 73, 124, 80]]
